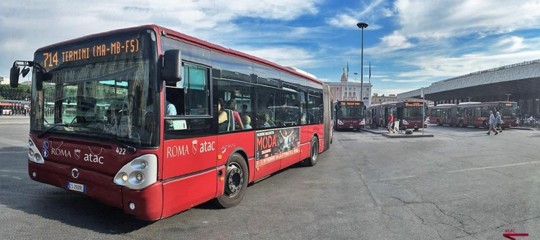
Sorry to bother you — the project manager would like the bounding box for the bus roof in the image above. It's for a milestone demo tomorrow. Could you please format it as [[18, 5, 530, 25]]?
[[35, 25, 322, 86]]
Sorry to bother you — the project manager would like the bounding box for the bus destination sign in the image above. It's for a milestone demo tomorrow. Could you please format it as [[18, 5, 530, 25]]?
[[40, 37, 140, 69], [340, 102, 361, 106], [404, 102, 423, 107]]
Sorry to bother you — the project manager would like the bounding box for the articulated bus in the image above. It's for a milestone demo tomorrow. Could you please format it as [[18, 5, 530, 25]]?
[[334, 100, 365, 131], [428, 101, 518, 128], [368, 100, 427, 130], [9, 25, 332, 221]]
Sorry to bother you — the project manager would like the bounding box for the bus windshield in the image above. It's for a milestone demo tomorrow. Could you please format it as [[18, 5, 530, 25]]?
[[30, 30, 158, 147], [337, 102, 364, 119], [499, 102, 518, 117], [403, 106, 423, 118]]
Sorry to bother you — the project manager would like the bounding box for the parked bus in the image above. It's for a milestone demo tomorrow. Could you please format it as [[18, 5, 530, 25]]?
[[428, 101, 518, 128], [368, 100, 427, 131], [427, 104, 455, 126], [9, 25, 332, 221], [334, 100, 365, 131]]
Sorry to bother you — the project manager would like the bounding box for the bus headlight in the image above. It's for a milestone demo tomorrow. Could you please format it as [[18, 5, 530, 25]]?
[[28, 138, 44, 164], [402, 120, 409, 125], [360, 118, 365, 125], [114, 154, 157, 190], [337, 120, 344, 125]]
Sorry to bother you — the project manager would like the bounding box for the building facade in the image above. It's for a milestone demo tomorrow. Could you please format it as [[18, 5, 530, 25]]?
[[371, 93, 397, 106], [326, 68, 372, 107]]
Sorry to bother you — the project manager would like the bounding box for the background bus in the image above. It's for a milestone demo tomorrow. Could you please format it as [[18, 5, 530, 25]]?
[[10, 25, 332, 221], [334, 100, 365, 131], [428, 101, 518, 128], [368, 100, 427, 131]]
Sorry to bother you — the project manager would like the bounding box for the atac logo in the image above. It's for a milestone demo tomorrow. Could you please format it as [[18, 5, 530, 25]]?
[[83, 147, 104, 164]]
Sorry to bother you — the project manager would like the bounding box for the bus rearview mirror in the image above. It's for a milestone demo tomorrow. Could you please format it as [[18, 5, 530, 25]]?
[[10, 64, 20, 88], [162, 50, 182, 84]]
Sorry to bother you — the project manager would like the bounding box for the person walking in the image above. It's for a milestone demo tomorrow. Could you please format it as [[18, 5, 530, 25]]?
[[387, 113, 395, 133], [486, 111, 498, 135], [495, 111, 503, 133]]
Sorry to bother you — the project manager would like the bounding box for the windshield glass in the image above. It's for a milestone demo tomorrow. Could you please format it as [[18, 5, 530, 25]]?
[[403, 107, 423, 118], [499, 103, 518, 117], [30, 30, 158, 147], [337, 102, 365, 118]]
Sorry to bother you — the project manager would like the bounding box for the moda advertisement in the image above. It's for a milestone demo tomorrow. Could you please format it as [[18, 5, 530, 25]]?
[[255, 127, 300, 168]]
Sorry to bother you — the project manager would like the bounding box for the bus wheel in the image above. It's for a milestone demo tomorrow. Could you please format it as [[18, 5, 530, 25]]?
[[437, 120, 442, 126], [305, 137, 319, 167], [459, 120, 464, 128], [216, 153, 248, 208], [482, 121, 487, 129]]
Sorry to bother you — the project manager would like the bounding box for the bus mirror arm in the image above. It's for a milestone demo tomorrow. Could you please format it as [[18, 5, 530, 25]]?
[[161, 50, 183, 84], [10, 60, 49, 90]]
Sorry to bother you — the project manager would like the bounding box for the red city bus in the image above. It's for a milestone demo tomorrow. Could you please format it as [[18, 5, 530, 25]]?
[[9, 25, 332, 221], [334, 100, 366, 131], [428, 101, 518, 128], [368, 100, 427, 130], [427, 103, 455, 126]]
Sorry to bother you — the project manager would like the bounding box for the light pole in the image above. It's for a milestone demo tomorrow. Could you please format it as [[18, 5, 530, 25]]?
[[357, 22, 368, 103]]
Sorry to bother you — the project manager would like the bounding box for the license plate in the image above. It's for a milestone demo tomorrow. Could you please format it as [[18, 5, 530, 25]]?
[[67, 181, 86, 193]]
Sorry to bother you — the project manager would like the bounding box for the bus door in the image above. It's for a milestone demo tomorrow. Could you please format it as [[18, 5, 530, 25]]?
[[396, 107, 404, 129], [465, 108, 474, 126], [162, 63, 219, 216]]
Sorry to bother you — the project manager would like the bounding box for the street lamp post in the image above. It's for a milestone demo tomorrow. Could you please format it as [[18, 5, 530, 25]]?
[[357, 22, 368, 103]]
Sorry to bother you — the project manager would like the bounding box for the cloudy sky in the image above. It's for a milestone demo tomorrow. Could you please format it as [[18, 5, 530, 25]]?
[[2, 0, 540, 95]]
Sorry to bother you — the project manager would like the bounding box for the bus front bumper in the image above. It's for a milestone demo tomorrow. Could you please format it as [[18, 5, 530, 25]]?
[[28, 161, 163, 221]]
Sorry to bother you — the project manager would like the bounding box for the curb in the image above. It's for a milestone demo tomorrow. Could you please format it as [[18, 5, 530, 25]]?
[[382, 133, 434, 138], [361, 128, 434, 138]]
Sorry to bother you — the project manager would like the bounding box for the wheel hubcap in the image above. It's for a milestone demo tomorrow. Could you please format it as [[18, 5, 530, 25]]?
[[226, 163, 243, 197]]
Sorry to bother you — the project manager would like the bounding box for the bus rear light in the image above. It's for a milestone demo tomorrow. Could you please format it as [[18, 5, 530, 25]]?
[[28, 138, 44, 164], [114, 154, 157, 190]]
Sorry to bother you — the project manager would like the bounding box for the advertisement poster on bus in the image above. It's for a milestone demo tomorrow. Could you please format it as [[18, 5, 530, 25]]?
[[255, 127, 300, 168]]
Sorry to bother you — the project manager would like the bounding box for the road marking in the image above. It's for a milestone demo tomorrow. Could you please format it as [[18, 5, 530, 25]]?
[[447, 160, 540, 173], [378, 175, 417, 181]]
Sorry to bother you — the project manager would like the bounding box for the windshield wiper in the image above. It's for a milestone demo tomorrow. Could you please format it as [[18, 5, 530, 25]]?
[[37, 123, 69, 138]]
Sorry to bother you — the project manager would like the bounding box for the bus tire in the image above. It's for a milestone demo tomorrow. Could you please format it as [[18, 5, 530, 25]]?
[[482, 121, 487, 129], [459, 120, 464, 128], [216, 153, 248, 208], [305, 137, 319, 167]]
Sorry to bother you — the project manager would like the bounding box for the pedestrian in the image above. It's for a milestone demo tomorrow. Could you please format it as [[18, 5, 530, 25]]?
[[486, 111, 498, 135], [387, 113, 395, 133], [495, 111, 503, 133]]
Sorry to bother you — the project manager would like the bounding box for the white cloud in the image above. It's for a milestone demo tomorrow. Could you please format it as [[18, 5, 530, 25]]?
[[495, 36, 526, 53], [379, 31, 413, 50], [398, 49, 540, 79], [380, 78, 428, 83], [326, 0, 388, 29], [327, 13, 359, 28], [239, 46, 319, 68], [394, 0, 540, 39], [0, 0, 321, 77], [372, 87, 416, 96]]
